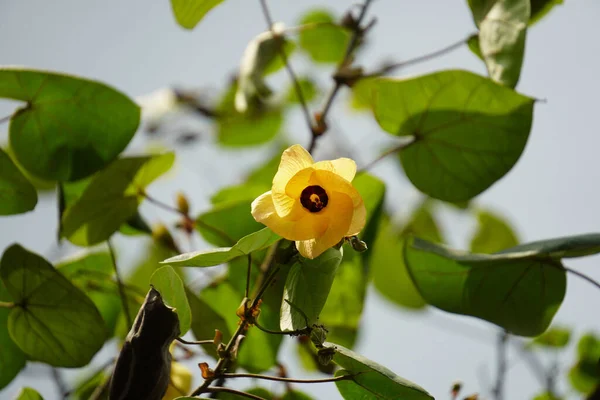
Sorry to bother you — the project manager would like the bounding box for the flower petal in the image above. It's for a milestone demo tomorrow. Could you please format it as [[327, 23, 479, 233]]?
[[285, 167, 316, 199], [272, 145, 314, 216], [295, 191, 353, 259], [251, 191, 327, 240], [347, 201, 366, 236], [313, 169, 363, 208], [313, 158, 357, 182]]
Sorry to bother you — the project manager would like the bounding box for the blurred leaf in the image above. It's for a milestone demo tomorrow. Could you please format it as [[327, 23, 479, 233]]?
[[0, 279, 26, 390], [150, 266, 192, 335], [470, 209, 519, 253], [201, 281, 281, 372], [218, 108, 283, 147], [0, 244, 107, 367], [119, 211, 153, 236], [245, 149, 282, 186], [286, 77, 319, 104], [57, 252, 121, 335], [353, 173, 386, 247], [281, 247, 343, 331], [170, 0, 224, 29], [2, 146, 55, 192], [327, 342, 434, 400], [532, 326, 571, 348], [0, 147, 37, 215], [70, 368, 107, 400], [162, 361, 192, 399], [577, 333, 600, 360], [497, 233, 600, 259], [569, 359, 600, 395], [404, 236, 570, 336], [400, 202, 444, 243], [187, 288, 230, 359], [298, 9, 350, 63], [282, 391, 314, 400], [14, 387, 44, 400], [529, 0, 563, 26], [203, 387, 274, 400], [210, 183, 268, 205], [61, 153, 175, 246], [165, 228, 280, 267], [467, 0, 530, 87], [349, 78, 377, 112], [0, 68, 140, 181], [467, 34, 483, 60], [369, 70, 534, 202], [264, 40, 297, 76], [532, 392, 563, 400]]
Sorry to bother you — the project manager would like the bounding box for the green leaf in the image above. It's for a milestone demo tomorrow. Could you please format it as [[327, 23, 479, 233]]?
[[281, 247, 343, 331], [0, 68, 140, 181], [187, 289, 230, 358], [470, 209, 519, 253], [353, 172, 386, 246], [245, 148, 283, 186], [298, 9, 350, 63], [61, 153, 175, 246], [286, 77, 319, 104], [497, 233, 600, 259], [326, 342, 434, 400], [467, 34, 484, 60], [150, 266, 191, 335], [577, 333, 600, 361], [569, 359, 600, 395], [468, 0, 530, 87], [218, 109, 283, 147], [532, 392, 563, 400], [0, 244, 107, 367], [192, 387, 274, 400], [370, 70, 534, 202], [14, 387, 44, 400], [349, 78, 377, 112], [0, 279, 26, 390], [529, 0, 563, 26], [403, 237, 567, 336], [57, 252, 121, 335], [282, 390, 314, 400], [163, 228, 280, 267], [532, 326, 571, 348], [210, 183, 268, 206], [0, 147, 37, 215], [170, 0, 224, 29]]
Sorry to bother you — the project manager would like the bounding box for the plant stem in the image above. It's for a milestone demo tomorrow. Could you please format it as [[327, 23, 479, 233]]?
[[492, 330, 509, 400], [357, 139, 415, 173], [107, 239, 132, 328], [564, 265, 600, 291], [220, 372, 354, 384], [259, 0, 316, 138], [176, 337, 214, 346], [361, 34, 472, 78], [245, 254, 252, 298], [0, 301, 14, 308], [312, 0, 375, 153]]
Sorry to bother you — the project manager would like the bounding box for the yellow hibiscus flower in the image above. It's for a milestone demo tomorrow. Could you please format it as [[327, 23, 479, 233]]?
[[251, 144, 366, 259]]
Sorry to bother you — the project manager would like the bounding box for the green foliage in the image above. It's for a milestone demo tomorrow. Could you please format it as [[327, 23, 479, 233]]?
[[470, 209, 519, 253], [529, 0, 563, 25], [281, 247, 343, 331], [0, 279, 26, 390], [568, 333, 600, 394], [298, 9, 350, 63], [170, 0, 224, 29], [0, 147, 37, 215], [368, 70, 534, 201], [287, 77, 319, 104], [61, 153, 174, 246], [163, 227, 280, 267], [14, 387, 44, 400], [532, 392, 563, 400], [0, 68, 140, 181], [467, 0, 530, 87], [150, 266, 191, 335], [187, 288, 230, 358], [531, 326, 571, 348], [328, 342, 434, 399], [0, 245, 107, 367]]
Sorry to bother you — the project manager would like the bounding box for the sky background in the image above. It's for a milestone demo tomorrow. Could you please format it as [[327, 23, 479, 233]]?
[[1, 1, 600, 399]]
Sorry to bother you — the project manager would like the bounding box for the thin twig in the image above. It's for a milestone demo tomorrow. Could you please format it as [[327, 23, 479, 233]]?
[[254, 318, 310, 336], [176, 337, 214, 346], [361, 34, 471, 78], [203, 387, 267, 400], [51, 368, 68, 399], [312, 0, 375, 153], [357, 139, 415, 173], [107, 240, 132, 328], [259, 0, 316, 137], [512, 340, 557, 397], [221, 372, 355, 384], [564, 265, 600, 291], [245, 254, 252, 298], [492, 330, 509, 400], [0, 113, 12, 125]]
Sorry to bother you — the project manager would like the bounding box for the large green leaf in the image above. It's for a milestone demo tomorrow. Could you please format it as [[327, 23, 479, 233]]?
[[57, 252, 122, 335], [0, 245, 107, 367], [529, 0, 563, 26], [0, 279, 26, 390], [187, 289, 230, 358], [170, 0, 224, 29], [467, 0, 530, 88], [370, 70, 534, 202], [14, 387, 44, 400], [0, 68, 140, 181], [497, 233, 600, 259], [470, 209, 519, 253], [0, 147, 37, 215], [150, 266, 191, 335], [61, 153, 174, 246], [298, 9, 350, 64], [281, 248, 343, 331], [326, 342, 434, 400], [162, 228, 280, 267], [404, 237, 569, 336]]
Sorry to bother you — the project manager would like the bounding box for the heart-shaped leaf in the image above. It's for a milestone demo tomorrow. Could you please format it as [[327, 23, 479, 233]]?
[[61, 153, 174, 246], [0, 244, 107, 367], [325, 342, 434, 400], [0, 147, 37, 215], [150, 266, 192, 335], [0, 279, 26, 390], [0, 68, 140, 181], [370, 70, 534, 202], [298, 9, 350, 64]]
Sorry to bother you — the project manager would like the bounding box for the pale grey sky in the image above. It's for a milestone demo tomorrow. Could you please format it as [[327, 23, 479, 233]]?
[[1, 1, 600, 399]]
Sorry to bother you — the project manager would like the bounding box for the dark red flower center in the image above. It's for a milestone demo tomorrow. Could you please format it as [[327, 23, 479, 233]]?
[[300, 185, 328, 213]]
